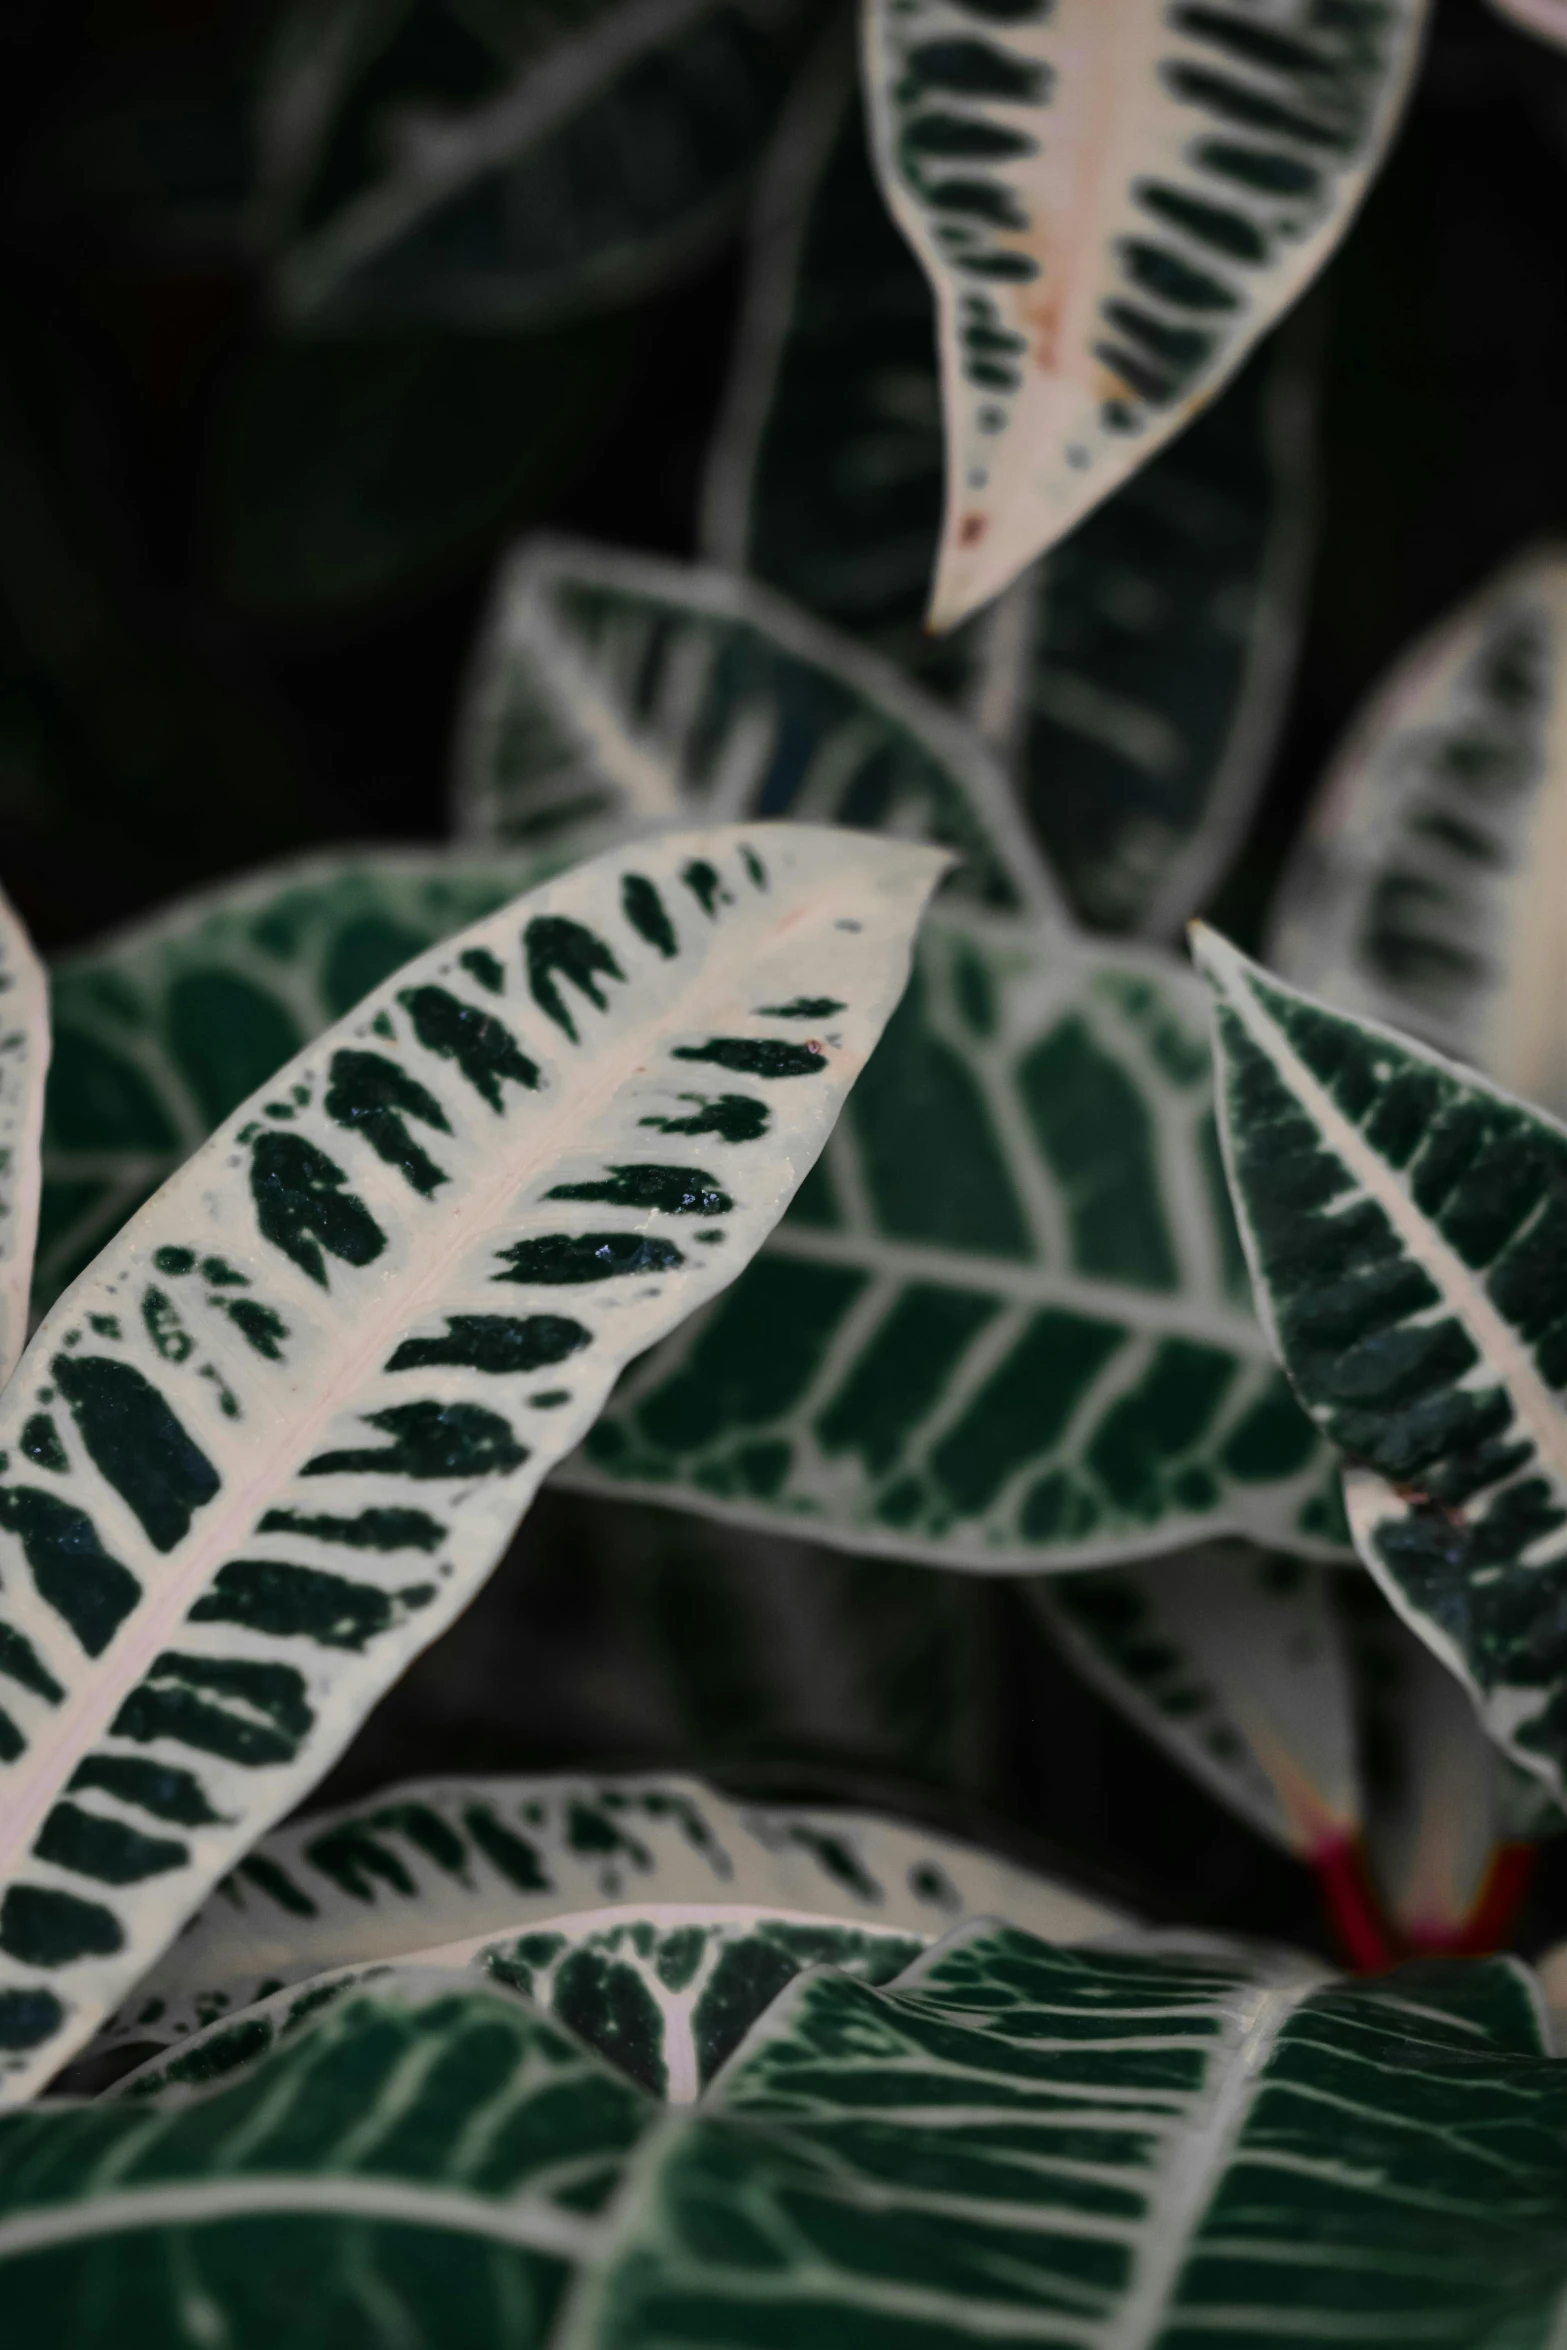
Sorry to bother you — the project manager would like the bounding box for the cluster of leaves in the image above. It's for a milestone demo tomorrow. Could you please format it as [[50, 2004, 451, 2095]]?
[[3, 0, 1567, 2334]]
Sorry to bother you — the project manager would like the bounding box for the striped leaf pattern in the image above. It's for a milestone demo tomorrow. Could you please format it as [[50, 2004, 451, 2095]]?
[[860, 0, 1427, 627], [1269, 546, 1567, 1120], [0, 823, 943, 2102], [85, 1771, 1119, 2076], [0, 1967, 651, 2342], [450, 535, 1064, 921], [705, 58, 1316, 933], [10, 1929, 1567, 2345], [258, 0, 819, 325], [1194, 928, 1567, 1800], [1028, 1540, 1358, 1861], [569, 912, 1347, 1568], [37, 847, 558, 1318], [0, 880, 47, 1387]]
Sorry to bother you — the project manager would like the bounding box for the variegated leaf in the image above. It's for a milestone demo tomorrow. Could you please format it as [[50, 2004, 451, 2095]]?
[[258, 0, 821, 325], [860, 0, 1427, 628], [37, 846, 561, 1320], [0, 881, 47, 1388], [10, 1930, 1567, 2341], [1, 1967, 654, 2330], [704, 56, 1316, 933], [450, 534, 1064, 921], [1193, 927, 1567, 1801], [1027, 1540, 1358, 1863], [84, 1771, 1120, 2084], [0, 823, 943, 2102], [574, 1930, 1560, 2350], [568, 912, 1348, 1568], [1270, 546, 1567, 1120]]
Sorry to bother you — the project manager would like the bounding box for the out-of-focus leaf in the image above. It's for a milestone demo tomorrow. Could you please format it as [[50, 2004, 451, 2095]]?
[[1270, 546, 1567, 1121], [37, 846, 561, 1318], [1028, 1542, 1358, 1863], [209, 322, 630, 616], [704, 61, 1316, 935], [84, 1769, 1120, 2080], [569, 912, 1347, 1570], [259, 0, 824, 327], [1488, 0, 1567, 48], [1337, 1570, 1557, 1954], [452, 534, 1064, 919], [858, 0, 1426, 626], [1194, 926, 1567, 1800], [0, 882, 46, 1386]]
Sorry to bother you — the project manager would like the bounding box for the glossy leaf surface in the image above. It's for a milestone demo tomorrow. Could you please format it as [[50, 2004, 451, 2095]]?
[[570, 913, 1346, 1568], [1270, 546, 1567, 1120], [9, 1929, 1566, 2347], [859, 0, 1426, 626], [0, 880, 47, 1387], [260, 0, 822, 325], [87, 1771, 1119, 2084], [706, 62, 1315, 933], [37, 848, 560, 1320], [452, 534, 1063, 919], [1194, 928, 1567, 1799], [0, 823, 942, 2100]]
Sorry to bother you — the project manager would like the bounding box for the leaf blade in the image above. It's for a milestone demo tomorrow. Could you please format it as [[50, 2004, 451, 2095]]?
[[860, 0, 1428, 626], [0, 823, 944, 2100], [1192, 924, 1567, 1799]]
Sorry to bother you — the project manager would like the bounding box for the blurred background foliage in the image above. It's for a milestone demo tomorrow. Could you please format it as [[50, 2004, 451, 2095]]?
[[8, 0, 1567, 1958]]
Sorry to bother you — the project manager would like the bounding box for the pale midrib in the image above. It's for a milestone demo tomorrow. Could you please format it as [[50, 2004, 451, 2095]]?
[[1104, 1978, 1314, 2350], [0, 871, 860, 1888], [762, 1220, 1267, 1353], [0, 2173, 604, 2265], [1224, 965, 1567, 1491]]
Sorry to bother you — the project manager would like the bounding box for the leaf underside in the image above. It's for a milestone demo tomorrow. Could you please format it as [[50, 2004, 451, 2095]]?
[[859, 0, 1426, 626], [0, 822, 942, 2101], [706, 58, 1315, 935], [1194, 928, 1567, 1798]]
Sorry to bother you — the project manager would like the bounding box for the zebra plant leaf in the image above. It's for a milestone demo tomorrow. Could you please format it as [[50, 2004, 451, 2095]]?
[[10, 1929, 1566, 2346], [1269, 546, 1567, 1120], [1028, 1541, 1359, 1865], [567, 1931, 1566, 2350], [0, 880, 47, 1388], [258, 0, 819, 326], [83, 1772, 1120, 2088], [37, 845, 563, 1319], [860, 0, 1427, 628], [1193, 927, 1567, 1801], [704, 58, 1316, 934], [569, 912, 1348, 1568], [450, 534, 1064, 921], [0, 822, 944, 2103]]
